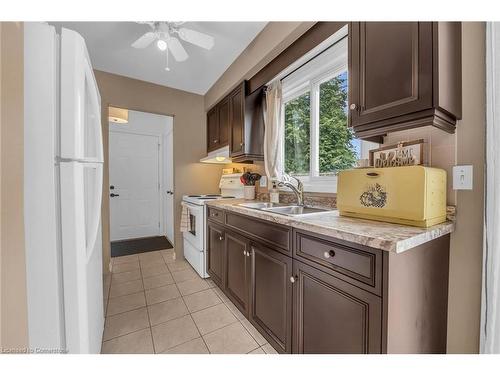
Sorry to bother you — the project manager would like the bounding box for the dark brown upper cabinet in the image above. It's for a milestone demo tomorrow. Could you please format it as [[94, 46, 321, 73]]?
[[224, 230, 251, 317], [218, 97, 230, 148], [349, 22, 462, 139], [206, 107, 220, 152], [206, 81, 265, 163], [229, 84, 245, 155]]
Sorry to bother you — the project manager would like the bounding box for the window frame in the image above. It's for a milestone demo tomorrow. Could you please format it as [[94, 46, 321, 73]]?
[[280, 31, 349, 193]]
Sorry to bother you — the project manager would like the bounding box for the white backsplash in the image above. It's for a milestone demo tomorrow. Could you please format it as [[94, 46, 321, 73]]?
[[383, 126, 457, 205]]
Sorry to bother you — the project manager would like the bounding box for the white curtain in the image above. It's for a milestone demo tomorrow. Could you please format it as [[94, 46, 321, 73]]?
[[264, 80, 283, 183], [481, 22, 500, 354]]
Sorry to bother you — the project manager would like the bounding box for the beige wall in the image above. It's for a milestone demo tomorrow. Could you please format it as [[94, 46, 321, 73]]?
[[383, 22, 486, 353], [446, 22, 486, 353], [0, 22, 29, 350], [94, 71, 224, 272], [204, 22, 315, 110]]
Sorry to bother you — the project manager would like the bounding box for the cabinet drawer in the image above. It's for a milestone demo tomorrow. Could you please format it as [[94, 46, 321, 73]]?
[[293, 230, 382, 295], [225, 212, 291, 254], [207, 207, 224, 224]]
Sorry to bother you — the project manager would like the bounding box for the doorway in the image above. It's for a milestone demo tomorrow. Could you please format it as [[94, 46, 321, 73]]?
[[108, 109, 174, 256]]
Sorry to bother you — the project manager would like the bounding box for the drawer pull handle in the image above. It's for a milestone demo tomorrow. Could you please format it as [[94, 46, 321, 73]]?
[[366, 172, 379, 177], [324, 250, 336, 259]]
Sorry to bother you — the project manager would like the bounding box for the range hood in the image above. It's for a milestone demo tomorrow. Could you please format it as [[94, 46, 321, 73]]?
[[200, 145, 232, 164]]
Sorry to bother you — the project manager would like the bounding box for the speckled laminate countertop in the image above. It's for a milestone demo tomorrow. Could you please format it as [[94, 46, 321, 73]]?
[[205, 199, 454, 253]]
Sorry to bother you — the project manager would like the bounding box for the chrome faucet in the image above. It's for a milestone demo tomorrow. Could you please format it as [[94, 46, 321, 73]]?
[[278, 175, 304, 206]]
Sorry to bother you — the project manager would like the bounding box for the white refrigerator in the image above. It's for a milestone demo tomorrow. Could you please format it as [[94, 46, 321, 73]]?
[[24, 22, 104, 354]]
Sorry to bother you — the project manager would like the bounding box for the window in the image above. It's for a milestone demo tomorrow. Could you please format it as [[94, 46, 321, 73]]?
[[280, 28, 377, 192]]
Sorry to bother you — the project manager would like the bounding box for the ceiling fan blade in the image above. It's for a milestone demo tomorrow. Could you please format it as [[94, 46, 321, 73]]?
[[167, 36, 188, 62], [131, 32, 156, 48], [178, 27, 214, 50]]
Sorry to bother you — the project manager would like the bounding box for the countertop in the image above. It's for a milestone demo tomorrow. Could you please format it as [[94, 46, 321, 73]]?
[[205, 199, 454, 253]]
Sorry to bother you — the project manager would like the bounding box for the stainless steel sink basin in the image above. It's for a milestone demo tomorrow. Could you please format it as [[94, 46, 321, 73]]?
[[262, 205, 331, 216], [237, 202, 287, 209]]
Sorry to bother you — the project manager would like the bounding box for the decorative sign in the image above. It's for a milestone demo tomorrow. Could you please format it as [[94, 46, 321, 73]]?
[[369, 139, 424, 168]]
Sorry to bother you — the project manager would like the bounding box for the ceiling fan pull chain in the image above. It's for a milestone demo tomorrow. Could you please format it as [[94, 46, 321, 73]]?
[[165, 46, 170, 72]]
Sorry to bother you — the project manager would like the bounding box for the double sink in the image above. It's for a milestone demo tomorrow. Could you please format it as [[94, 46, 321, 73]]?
[[237, 202, 331, 217]]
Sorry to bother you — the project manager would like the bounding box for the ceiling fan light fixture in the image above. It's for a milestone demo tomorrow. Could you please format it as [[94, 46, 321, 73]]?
[[156, 39, 167, 51]]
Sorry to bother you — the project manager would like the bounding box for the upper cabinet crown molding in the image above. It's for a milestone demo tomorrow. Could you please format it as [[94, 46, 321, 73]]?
[[349, 22, 462, 139]]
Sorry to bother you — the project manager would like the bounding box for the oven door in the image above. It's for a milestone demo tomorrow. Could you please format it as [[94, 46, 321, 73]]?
[[182, 202, 205, 250]]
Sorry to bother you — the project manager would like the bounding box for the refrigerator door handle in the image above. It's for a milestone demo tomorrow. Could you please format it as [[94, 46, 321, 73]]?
[[86, 163, 103, 260], [83, 59, 103, 163]]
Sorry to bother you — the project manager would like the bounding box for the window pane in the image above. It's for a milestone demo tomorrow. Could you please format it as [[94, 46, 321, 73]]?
[[284, 92, 310, 176], [318, 71, 357, 175]]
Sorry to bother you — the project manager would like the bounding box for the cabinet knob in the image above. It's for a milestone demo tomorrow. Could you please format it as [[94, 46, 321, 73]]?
[[243, 250, 246, 256], [349, 103, 357, 110], [323, 250, 336, 259], [247, 251, 251, 257], [290, 276, 296, 283], [239, 142, 244, 147], [219, 236, 224, 241], [213, 140, 218, 143]]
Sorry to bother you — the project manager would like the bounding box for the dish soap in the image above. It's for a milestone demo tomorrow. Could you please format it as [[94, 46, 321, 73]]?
[[269, 181, 280, 203]]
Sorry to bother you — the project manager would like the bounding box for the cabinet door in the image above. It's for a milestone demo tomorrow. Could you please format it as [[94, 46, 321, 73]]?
[[349, 22, 433, 128], [249, 242, 292, 353], [207, 223, 224, 287], [230, 85, 245, 156], [207, 107, 219, 152], [218, 97, 230, 147], [224, 230, 250, 317], [292, 260, 382, 354]]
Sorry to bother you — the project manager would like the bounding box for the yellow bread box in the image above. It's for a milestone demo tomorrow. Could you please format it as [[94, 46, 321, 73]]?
[[337, 166, 447, 227]]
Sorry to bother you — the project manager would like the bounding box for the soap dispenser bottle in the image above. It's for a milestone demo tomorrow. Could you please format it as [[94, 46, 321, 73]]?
[[269, 181, 280, 203]]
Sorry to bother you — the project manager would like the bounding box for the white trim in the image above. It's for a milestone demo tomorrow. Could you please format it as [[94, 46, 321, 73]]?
[[481, 21, 500, 354], [280, 27, 349, 193]]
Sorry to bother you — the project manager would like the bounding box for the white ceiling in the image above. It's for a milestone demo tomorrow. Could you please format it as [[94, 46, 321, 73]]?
[[50, 22, 267, 95]]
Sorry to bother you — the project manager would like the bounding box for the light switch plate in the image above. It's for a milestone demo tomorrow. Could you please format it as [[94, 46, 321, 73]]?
[[260, 176, 267, 188], [453, 165, 473, 190]]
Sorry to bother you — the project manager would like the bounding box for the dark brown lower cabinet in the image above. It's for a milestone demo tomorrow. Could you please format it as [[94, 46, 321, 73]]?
[[292, 260, 382, 354], [207, 208, 450, 354], [249, 242, 293, 353], [207, 222, 225, 287], [224, 230, 250, 317]]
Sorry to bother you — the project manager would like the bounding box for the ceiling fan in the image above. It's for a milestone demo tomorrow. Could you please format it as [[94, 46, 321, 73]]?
[[131, 22, 215, 71]]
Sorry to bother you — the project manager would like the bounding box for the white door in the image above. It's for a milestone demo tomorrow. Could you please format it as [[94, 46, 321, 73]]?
[[109, 131, 161, 241], [165, 126, 174, 244]]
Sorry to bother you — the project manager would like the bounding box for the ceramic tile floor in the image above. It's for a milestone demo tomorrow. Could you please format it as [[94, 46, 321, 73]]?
[[102, 248, 278, 354]]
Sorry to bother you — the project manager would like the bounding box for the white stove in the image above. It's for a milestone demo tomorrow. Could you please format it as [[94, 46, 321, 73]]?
[[182, 174, 244, 278], [182, 194, 237, 206]]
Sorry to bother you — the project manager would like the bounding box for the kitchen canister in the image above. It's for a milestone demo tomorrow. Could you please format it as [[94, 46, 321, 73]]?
[[244, 185, 256, 200]]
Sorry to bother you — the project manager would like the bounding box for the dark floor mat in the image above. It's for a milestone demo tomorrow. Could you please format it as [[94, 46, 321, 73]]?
[[111, 236, 173, 257]]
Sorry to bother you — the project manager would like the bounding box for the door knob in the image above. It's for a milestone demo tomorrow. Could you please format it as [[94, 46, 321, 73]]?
[[110, 193, 120, 197]]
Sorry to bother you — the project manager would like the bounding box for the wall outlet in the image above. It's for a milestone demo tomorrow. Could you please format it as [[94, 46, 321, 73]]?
[[260, 176, 267, 188], [453, 165, 473, 190]]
